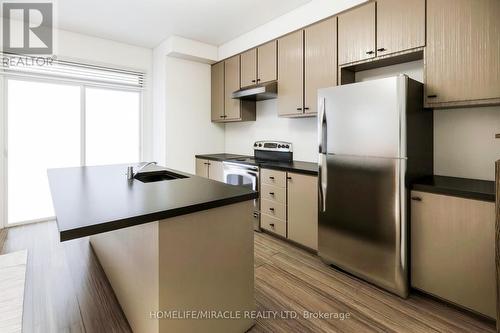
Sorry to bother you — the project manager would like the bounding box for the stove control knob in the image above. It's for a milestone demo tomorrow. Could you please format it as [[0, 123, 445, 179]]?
[[285, 145, 290, 148], [254, 143, 258, 147], [278, 144, 282, 148], [258, 143, 262, 147]]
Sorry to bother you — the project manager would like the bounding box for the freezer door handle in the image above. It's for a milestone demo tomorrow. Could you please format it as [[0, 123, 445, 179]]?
[[319, 154, 328, 212]]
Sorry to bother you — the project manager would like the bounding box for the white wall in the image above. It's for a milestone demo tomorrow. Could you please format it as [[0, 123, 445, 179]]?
[[164, 56, 225, 173], [225, 100, 318, 161]]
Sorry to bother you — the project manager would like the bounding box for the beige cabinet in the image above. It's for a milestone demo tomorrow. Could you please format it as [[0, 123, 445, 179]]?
[[304, 17, 337, 116], [195, 158, 210, 178], [376, 0, 425, 56], [240, 48, 257, 88], [278, 30, 304, 117], [287, 173, 318, 250], [215, 55, 255, 122], [211, 62, 224, 121], [240, 41, 277, 88], [257, 41, 277, 84], [279, 18, 337, 117], [411, 191, 496, 318], [195, 159, 224, 182], [338, 2, 376, 65], [425, 0, 500, 107], [260, 168, 318, 250]]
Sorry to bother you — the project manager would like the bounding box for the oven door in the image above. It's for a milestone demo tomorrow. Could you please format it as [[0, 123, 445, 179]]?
[[223, 162, 260, 231]]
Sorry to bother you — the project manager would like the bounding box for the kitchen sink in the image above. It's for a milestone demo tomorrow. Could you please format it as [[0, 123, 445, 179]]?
[[134, 170, 188, 183]]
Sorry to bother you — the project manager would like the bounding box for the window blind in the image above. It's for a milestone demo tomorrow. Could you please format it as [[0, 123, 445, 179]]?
[[1, 53, 145, 88]]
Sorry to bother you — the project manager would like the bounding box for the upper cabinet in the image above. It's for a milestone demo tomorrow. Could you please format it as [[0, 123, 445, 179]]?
[[278, 30, 304, 117], [211, 56, 256, 123], [304, 17, 337, 116], [240, 49, 257, 88], [425, 0, 500, 108], [376, 0, 425, 56], [338, 2, 376, 65], [240, 41, 277, 88], [257, 41, 278, 84], [339, 0, 425, 65], [210, 62, 224, 122], [278, 17, 337, 117]]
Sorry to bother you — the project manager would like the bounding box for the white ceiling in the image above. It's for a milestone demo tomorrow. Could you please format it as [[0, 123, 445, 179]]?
[[55, 0, 312, 48]]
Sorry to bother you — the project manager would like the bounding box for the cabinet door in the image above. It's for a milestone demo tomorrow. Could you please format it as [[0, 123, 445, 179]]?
[[195, 158, 209, 178], [426, 0, 500, 106], [411, 191, 496, 318], [376, 0, 425, 56], [287, 173, 318, 250], [224, 55, 241, 120], [211, 62, 224, 122], [338, 2, 376, 65], [278, 30, 304, 117], [208, 161, 224, 182], [240, 48, 257, 88], [257, 40, 277, 84], [304, 17, 337, 116]]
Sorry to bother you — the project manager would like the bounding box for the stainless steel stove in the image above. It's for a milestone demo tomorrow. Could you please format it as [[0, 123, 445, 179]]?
[[222, 141, 293, 231]]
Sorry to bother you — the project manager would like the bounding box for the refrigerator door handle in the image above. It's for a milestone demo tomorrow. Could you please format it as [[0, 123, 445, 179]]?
[[318, 98, 327, 154], [319, 154, 328, 212]]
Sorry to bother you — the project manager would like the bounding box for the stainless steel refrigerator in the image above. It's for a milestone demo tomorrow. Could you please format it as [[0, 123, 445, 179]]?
[[317, 75, 433, 298]]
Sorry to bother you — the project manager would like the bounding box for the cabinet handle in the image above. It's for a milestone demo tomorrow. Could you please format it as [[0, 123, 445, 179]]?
[[377, 48, 387, 52], [251, 80, 256, 83], [269, 192, 275, 196], [256, 78, 261, 82], [269, 176, 275, 180], [287, 176, 292, 180], [366, 50, 374, 55], [269, 207, 275, 211], [427, 95, 437, 98], [269, 223, 275, 228], [296, 107, 302, 111], [303, 107, 309, 110], [411, 196, 422, 201]]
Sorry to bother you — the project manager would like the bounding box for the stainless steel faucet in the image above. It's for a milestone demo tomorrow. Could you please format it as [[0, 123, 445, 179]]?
[[127, 162, 157, 180]]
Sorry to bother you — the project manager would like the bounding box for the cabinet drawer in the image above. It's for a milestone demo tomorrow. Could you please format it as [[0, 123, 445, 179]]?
[[261, 169, 287, 187], [261, 199, 286, 220], [261, 213, 286, 237], [261, 184, 286, 204]]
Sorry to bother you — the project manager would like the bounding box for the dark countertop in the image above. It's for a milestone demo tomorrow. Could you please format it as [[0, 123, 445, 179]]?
[[195, 153, 248, 162], [412, 175, 495, 202], [196, 154, 318, 176], [47, 164, 258, 242]]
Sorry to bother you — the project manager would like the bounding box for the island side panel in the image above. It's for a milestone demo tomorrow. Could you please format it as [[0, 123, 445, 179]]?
[[90, 221, 160, 333], [158, 200, 255, 333]]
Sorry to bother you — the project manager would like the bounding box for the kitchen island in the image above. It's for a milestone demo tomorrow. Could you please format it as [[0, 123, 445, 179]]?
[[47, 164, 258, 333]]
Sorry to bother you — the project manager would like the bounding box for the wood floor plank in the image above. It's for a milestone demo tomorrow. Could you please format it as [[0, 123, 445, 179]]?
[[0, 250, 27, 333], [0, 222, 495, 333]]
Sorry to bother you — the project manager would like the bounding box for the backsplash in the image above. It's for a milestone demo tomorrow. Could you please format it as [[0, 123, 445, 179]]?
[[224, 99, 318, 162]]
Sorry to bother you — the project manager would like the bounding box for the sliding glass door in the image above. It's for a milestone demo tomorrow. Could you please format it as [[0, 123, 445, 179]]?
[[7, 80, 81, 224], [5, 79, 142, 225]]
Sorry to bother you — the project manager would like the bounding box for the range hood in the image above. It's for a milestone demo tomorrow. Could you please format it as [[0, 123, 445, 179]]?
[[231, 81, 277, 101]]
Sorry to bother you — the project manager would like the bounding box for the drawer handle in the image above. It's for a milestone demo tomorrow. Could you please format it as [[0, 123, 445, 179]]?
[[269, 207, 275, 211], [377, 48, 387, 52], [411, 196, 422, 202], [269, 176, 275, 180], [427, 95, 437, 98], [366, 50, 374, 55], [269, 192, 275, 196], [269, 223, 275, 228], [287, 176, 292, 180]]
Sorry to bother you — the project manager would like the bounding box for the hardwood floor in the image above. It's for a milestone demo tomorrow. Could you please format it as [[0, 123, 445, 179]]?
[[0, 221, 495, 333]]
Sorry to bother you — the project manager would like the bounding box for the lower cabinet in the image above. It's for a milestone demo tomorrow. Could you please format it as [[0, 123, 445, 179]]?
[[411, 191, 496, 318], [195, 158, 224, 182], [287, 172, 318, 250], [260, 168, 318, 250]]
